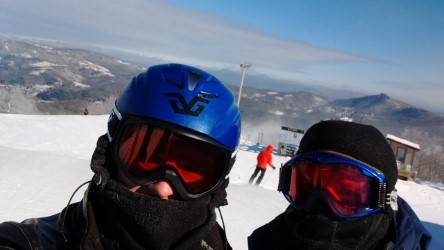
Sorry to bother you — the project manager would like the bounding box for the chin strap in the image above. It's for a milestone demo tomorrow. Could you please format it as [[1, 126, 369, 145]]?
[[212, 178, 229, 249], [217, 206, 229, 250], [59, 180, 91, 242]]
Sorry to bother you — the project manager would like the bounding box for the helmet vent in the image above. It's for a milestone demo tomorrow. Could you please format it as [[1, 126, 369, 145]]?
[[188, 71, 202, 91], [165, 78, 183, 90], [198, 91, 217, 99]]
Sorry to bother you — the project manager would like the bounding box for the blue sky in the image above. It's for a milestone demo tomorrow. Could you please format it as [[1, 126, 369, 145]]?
[[0, 0, 443, 112]]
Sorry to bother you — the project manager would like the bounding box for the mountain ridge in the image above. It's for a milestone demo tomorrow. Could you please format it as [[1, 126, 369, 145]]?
[[1, 39, 442, 148]]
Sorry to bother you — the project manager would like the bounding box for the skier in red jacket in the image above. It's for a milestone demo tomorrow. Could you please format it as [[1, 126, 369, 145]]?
[[249, 144, 276, 186]]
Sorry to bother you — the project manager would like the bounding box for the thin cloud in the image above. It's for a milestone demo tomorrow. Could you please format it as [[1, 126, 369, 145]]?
[[0, 0, 373, 72], [373, 80, 444, 91]]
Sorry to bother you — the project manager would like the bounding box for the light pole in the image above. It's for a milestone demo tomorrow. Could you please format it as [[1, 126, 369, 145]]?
[[237, 62, 251, 106]]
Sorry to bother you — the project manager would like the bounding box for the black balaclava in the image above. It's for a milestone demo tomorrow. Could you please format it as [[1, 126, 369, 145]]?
[[283, 120, 398, 249], [283, 204, 391, 249], [89, 135, 228, 249]]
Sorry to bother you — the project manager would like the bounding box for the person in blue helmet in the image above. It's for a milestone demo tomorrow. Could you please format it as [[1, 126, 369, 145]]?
[[248, 120, 431, 250], [0, 64, 241, 249]]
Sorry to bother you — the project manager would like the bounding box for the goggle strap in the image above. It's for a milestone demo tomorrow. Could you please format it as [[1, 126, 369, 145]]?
[[107, 105, 123, 142], [112, 104, 123, 120], [377, 182, 387, 208], [278, 164, 290, 192]]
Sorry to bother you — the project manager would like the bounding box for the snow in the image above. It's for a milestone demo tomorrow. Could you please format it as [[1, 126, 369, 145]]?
[[269, 110, 284, 116], [28, 61, 64, 68], [28, 61, 67, 76], [387, 134, 421, 150], [73, 81, 91, 88], [0, 114, 442, 249], [30, 84, 53, 95], [116, 59, 131, 65], [78, 61, 115, 77]]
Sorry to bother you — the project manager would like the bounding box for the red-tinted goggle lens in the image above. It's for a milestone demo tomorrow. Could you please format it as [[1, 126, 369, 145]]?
[[116, 123, 230, 195], [281, 153, 385, 218]]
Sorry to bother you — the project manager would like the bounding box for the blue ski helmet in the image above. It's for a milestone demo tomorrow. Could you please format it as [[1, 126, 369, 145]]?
[[107, 63, 241, 154]]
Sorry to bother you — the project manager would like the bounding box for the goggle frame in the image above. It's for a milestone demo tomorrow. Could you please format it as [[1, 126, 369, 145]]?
[[278, 151, 388, 218], [108, 106, 235, 200]]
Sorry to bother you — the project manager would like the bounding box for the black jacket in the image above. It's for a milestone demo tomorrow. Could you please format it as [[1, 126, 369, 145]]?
[[0, 186, 231, 249], [248, 197, 431, 250]]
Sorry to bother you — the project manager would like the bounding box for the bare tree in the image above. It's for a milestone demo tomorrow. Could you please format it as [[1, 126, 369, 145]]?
[[87, 95, 117, 115], [401, 128, 444, 182], [0, 87, 39, 114]]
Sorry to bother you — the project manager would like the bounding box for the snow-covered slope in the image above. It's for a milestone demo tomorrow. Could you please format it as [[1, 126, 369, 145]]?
[[0, 114, 442, 249]]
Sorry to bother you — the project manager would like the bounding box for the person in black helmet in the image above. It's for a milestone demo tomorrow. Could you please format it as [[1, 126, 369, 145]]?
[[248, 120, 431, 250], [0, 64, 241, 249]]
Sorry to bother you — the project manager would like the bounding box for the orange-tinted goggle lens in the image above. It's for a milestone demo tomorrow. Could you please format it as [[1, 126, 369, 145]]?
[[117, 123, 229, 194], [281, 153, 385, 218]]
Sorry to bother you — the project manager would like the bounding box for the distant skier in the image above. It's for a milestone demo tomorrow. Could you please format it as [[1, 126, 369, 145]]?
[[83, 108, 89, 115], [249, 144, 276, 186]]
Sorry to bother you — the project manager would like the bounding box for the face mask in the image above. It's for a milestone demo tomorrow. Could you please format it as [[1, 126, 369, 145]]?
[[94, 177, 214, 249], [284, 204, 391, 250]]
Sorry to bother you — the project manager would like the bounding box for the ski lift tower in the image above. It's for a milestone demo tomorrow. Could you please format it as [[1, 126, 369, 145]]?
[[237, 62, 251, 106]]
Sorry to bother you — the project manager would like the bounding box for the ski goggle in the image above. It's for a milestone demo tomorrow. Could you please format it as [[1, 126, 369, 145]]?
[[278, 151, 387, 218], [111, 116, 234, 200]]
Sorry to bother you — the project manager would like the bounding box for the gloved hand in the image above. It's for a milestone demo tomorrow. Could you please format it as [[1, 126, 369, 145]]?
[[272, 165, 276, 170]]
